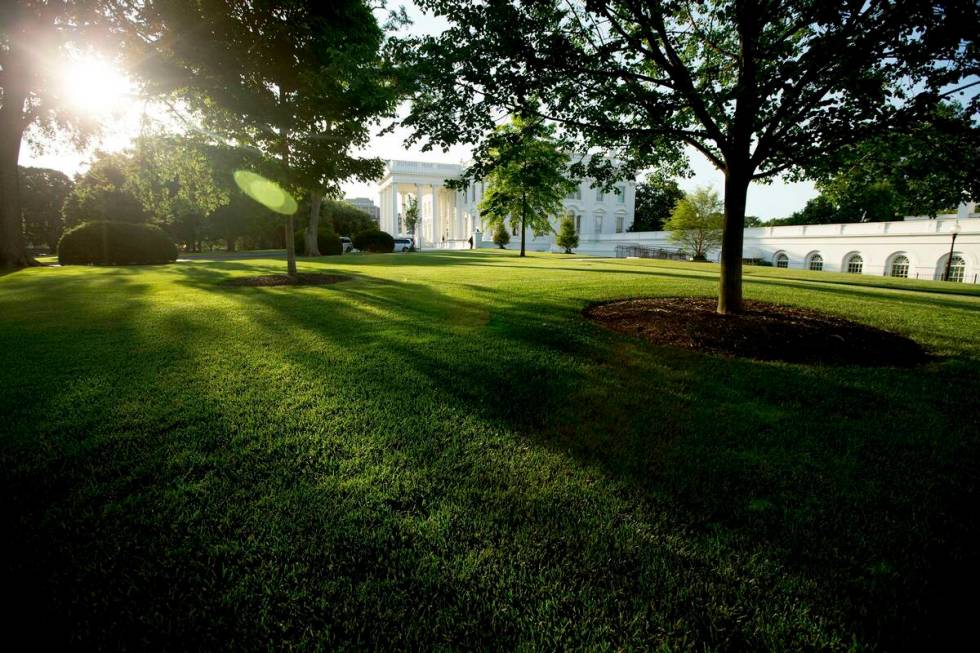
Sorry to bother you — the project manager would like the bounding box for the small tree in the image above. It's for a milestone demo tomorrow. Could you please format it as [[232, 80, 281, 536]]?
[[402, 195, 420, 248], [453, 111, 574, 257], [556, 215, 578, 254], [664, 188, 724, 261], [492, 223, 510, 249]]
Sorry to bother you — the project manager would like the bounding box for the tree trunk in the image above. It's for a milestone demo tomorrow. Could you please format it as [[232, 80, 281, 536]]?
[[226, 236, 235, 252], [718, 168, 750, 314], [305, 189, 322, 256], [520, 191, 527, 257], [0, 96, 35, 268], [285, 214, 297, 276]]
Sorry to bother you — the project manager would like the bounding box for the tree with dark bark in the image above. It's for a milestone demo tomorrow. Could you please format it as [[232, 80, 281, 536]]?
[[0, 1, 109, 267], [397, 0, 979, 313], [126, 0, 400, 275]]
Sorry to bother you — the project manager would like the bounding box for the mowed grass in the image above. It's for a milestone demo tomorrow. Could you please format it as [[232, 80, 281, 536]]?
[[2, 250, 979, 651]]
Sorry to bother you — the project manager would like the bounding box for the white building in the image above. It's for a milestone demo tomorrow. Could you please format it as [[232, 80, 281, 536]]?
[[377, 159, 637, 249], [577, 202, 980, 283]]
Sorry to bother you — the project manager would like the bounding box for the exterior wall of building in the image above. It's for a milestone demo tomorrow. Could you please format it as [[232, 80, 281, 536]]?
[[565, 210, 980, 284], [378, 159, 637, 249]]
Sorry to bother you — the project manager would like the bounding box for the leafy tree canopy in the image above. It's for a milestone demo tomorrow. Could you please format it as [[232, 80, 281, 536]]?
[[396, 0, 979, 312], [19, 166, 74, 251], [469, 113, 576, 256], [1, 0, 115, 266], [62, 151, 151, 227], [125, 0, 402, 273], [630, 175, 684, 232]]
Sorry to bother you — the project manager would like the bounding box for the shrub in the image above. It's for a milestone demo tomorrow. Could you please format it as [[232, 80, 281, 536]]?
[[352, 229, 395, 253], [58, 221, 178, 265], [556, 215, 578, 253], [294, 226, 342, 256], [492, 224, 510, 248]]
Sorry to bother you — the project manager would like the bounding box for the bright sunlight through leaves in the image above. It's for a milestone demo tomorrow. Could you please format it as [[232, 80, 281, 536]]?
[[60, 56, 133, 115]]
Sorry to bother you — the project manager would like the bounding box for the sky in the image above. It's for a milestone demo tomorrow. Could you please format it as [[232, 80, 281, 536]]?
[[19, 2, 821, 221]]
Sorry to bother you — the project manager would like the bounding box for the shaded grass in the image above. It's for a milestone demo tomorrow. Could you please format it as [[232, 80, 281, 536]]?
[[2, 250, 979, 651]]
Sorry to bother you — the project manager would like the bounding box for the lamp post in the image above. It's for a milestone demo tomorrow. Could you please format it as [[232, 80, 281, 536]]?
[[943, 222, 962, 281]]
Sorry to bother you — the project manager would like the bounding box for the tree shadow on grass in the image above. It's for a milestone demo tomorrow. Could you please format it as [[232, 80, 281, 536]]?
[[3, 262, 979, 650], [176, 261, 980, 648]]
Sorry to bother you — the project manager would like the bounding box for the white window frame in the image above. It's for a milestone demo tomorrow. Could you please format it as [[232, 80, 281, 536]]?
[[948, 255, 966, 283], [890, 255, 910, 278]]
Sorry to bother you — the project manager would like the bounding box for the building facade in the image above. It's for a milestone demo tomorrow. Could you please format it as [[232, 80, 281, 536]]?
[[574, 203, 980, 283], [377, 159, 637, 249]]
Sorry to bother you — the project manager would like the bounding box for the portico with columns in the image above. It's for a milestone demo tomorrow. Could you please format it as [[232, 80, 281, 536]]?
[[378, 160, 469, 248]]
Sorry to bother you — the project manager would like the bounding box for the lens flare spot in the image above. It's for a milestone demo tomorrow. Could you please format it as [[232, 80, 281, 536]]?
[[233, 170, 298, 215]]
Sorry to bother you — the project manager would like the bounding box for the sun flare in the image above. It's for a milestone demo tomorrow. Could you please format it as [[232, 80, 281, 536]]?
[[60, 56, 134, 115]]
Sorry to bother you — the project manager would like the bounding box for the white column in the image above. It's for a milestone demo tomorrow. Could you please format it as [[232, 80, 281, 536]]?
[[431, 184, 439, 244], [391, 184, 399, 234], [453, 191, 460, 240]]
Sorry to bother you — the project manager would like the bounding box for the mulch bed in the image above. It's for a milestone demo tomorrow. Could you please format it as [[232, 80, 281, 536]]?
[[584, 297, 929, 367], [224, 274, 352, 287]]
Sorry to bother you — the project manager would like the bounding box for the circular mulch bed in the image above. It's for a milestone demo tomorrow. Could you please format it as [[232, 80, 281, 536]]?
[[224, 273, 351, 287], [584, 297, 929, 367]]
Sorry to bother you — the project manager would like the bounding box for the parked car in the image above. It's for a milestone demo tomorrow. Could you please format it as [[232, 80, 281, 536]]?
[[339, 236, 356, 253], [393, 238, 415, 252]]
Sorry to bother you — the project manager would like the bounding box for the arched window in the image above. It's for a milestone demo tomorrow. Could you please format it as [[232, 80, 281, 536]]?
[[775, 252, 789, 268], [890, 255, 910, 278], [846, 254, 863, 274], [808, 253, 824, 271], [947, 255, 966, 283]]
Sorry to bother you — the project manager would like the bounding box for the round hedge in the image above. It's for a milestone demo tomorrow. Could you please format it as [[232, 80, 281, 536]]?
[[352, 229, 395, 253], [294, 227, 342, 256], [58, 221, 178, 266]]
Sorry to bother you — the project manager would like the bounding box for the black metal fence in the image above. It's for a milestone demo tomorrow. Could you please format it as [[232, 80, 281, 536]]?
[[614, 244, 689, 260]]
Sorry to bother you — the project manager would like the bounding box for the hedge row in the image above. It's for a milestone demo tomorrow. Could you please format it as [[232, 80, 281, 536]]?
[[352, 230, 395, 253]]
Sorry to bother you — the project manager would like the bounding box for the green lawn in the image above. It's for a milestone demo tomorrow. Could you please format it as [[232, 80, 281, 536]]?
[[2, 250, 979, 650]]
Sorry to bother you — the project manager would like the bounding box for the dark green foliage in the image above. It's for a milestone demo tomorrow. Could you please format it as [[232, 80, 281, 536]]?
[[61, 153, 151, 227], [450, 112, 574, 256], [352, 229, 394, 253], [294, 226, 342, 257], [492, 223, 510, 248], [556, 215, 578, 253], [396, 0, 978, 311], [327, 200, 377, 237], [805, 103, 980, 217], [57, 221, 178, 266], [630, 176, 684, 232], [19, 166, 74, 252], [127, 0, 400, 275]]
